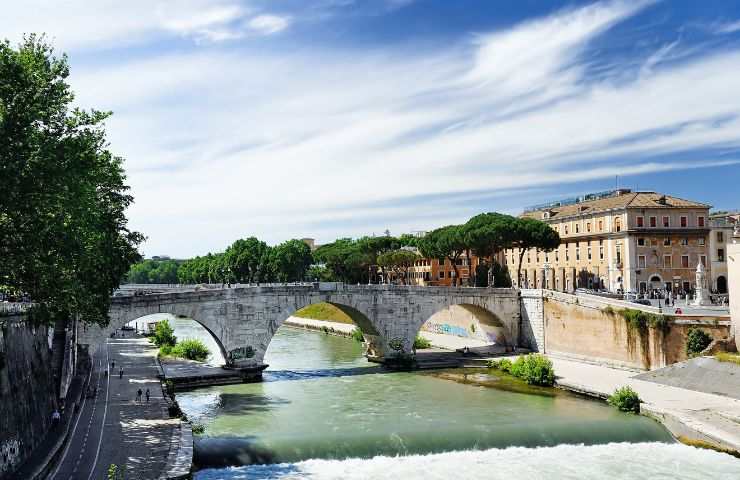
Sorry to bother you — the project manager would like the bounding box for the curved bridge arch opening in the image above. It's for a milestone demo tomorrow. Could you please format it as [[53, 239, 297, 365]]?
[[124, 313, 228, 366], [416, 304, 512, 354]]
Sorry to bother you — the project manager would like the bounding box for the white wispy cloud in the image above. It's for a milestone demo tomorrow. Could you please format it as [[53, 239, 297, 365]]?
[[247, 15, 291, 35], [713, 20, 740, 34], [10, 0, 740, 256]]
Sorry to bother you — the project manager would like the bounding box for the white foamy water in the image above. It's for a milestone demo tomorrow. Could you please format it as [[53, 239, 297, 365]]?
[[195, 442, 740, 480]]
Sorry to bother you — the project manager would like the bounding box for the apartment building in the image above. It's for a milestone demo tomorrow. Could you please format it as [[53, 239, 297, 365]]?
[[406, 254, 478, 286], [709, 212, 738, 294], [505, 189, 713, 295]]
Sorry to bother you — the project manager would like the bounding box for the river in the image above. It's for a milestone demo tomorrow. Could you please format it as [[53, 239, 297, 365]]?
[[161, 316, 740, 479]]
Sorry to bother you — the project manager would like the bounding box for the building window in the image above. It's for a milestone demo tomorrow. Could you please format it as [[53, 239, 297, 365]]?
[[650, 216, 657, 227], [587, 222, 591, 232], [576, 247, 580, 261], [717, 231, 724, 243], [439, 271, 445, 279], [662, 216, 670, 227], [638, 255, 646, 268], [698, 237, 705, 246], [718, 249, 725, 261], [698, 216, 705, 227], [637, 216, 644, 227], [527, 252, 531, 263], [555, 250, 559, 262], [599, 246, 604, 260], [545, 252, 549, 262], [564, 225, 569, 235], [681, 216, 687, 227], [565, 245, 570, 261], [700, 255, 707, 267], [615, 218, 622, 232], [680, 237, 688, 246], [616, 246, 622, 265], [664, 255, 672, 267], [598, 220, 603, 231], [664, 237, 670, 246], [681, 255, 689, 268], [637, 237, 645, 246], [587, 247, 592, 261], [575, 223, 579, 233]]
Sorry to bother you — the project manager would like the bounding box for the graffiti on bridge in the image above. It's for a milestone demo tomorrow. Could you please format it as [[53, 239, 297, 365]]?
[[422, 322, 470, 338], [228, 345, 255, 362]]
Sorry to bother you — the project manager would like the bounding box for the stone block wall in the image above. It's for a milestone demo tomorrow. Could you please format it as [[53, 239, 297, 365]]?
[[0, 315, 56, 478], [519, 289, 544, 351], [541, 290, 730, 370]]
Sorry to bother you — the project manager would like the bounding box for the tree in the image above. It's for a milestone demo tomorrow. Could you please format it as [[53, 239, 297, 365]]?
[[0, 36, 143, 327], [225, 237, 271, 283], [377, 249, 419, 284], [269, 239, 313, 282], [418, 225, 467, 286], [462, 212, 517, 285], [153, 319, 177, 347], [313, 239, 371, 284], [511, 217, 560, 287]]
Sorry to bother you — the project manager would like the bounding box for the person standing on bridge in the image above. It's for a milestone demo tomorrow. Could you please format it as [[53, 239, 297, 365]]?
[[111, 360, 115, 370], [145, 388, 150, 403], [119, 367, 124, 379], [136, 388, 142, 402]]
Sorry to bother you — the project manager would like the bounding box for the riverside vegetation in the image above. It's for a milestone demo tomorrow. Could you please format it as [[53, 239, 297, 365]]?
[[607, 386, 641, 413], [487, 354, 555, 386], [151, 319, 210, 361]]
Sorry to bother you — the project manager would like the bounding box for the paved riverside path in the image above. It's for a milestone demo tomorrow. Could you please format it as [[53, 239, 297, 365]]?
[[52, 331, 178, 479], [547, 356, 740, 452]]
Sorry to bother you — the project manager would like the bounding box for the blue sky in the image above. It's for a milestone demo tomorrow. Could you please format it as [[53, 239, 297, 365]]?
[[5, 0, 740, 257]]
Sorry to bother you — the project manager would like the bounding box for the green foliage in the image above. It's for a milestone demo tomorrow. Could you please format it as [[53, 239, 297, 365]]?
[[620, 309, 670, 333], [351, 328, 364, 343], [0, 36, 144, 327], [107, 463, 125, 480], [224, 237, 271, 283], [418, 225, 467, 285], [191, 423, 206, 435], [126, 259, 181, 284], [607, 386, 641, 413], [306, 264, 335, 282], [602, 305, 616, 316], [170, 339, 210, 361], [413, 335, 431, 349], [269, 239, 313, 282], [487, 358, 513, 373], [489, 354, 555, 386], [686, 327, 712, 356], [377, 249, 419, 284], [152, 319, 177, 347]]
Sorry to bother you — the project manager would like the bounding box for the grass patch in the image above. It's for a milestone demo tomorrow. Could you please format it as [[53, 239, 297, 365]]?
[[293, 302, 357, 324], [607, 385, 640, 413], [160, 338, 210, 361], [715, 352, 740, 365], [413, 335, 432, 349], [351, 328, 364, 343], [488, 354, 555, 386]]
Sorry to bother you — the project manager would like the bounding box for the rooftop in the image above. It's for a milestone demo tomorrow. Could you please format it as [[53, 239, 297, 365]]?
[[521, 190, 710, 220]]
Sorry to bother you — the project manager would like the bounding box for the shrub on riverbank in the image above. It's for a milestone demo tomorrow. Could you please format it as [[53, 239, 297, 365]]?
[[351, 328, 364, 343], [413, 335, 431, 349], [171, 339, 210, 361], [686, 328, 712, 357], [487, 354, 555, 386], [152, 319, 177, 347], [607, 386, 640, 413]]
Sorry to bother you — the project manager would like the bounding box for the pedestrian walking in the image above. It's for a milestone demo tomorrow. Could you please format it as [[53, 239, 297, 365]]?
[[51, 409, 61, 429], [145, 388, 150, 403], [111, 361, 115, 370], [136, 388, 142, 402], [119, 367, 123, 379]]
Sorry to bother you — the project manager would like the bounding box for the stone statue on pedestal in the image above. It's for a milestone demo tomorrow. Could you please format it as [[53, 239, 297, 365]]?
[[692, 262, 711, 307]]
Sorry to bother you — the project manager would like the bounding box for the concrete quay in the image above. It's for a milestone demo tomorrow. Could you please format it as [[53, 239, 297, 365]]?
[[549, 356, 740, 455]]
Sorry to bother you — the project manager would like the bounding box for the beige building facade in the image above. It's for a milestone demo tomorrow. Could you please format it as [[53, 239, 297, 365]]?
[[505, 189, 715, 296]]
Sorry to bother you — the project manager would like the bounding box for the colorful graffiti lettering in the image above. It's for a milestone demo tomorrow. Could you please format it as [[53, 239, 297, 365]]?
[[422, 322, 470, 338]]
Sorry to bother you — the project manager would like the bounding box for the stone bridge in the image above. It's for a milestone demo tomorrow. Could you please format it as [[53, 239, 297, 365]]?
[[80, 284, 522, 369]]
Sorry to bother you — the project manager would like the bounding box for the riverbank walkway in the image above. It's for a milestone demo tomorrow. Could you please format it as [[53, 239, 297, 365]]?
[[51, 331, 179, 479], [548, 356, 740, 453]]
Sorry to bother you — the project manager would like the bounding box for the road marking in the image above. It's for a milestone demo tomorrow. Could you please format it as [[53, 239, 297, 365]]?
[[49, 344, 97, 479], [88, 339, 111, 480]]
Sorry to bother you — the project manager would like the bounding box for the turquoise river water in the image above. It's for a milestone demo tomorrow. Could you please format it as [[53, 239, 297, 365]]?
[[162, 316, 740, 480]]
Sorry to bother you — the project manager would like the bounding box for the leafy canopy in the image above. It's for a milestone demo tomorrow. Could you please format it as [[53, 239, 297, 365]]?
[[0, 35, 143, 325]]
